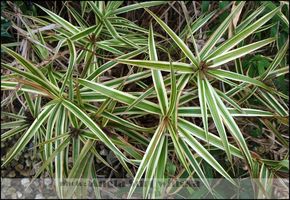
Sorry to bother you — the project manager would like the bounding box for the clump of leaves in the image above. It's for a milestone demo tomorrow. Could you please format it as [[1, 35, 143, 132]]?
[[1, 1, 289, 199], [1, 1, 12, 48]]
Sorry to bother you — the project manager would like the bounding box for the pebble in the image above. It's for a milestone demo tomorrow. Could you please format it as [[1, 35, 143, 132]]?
[[14, 154, 20, 162], [15, 164, 24, 172], [6, 187, 16, 196], [88, 186, 93, 193], [20, 170, 30, 177], [23, 186, 33, 194], [24, 153, 30, 158], [44, 178, 52, 186], [16, 191, 23, 198], [47, 196, 58, 199], [107, 151, 117, 164], [25, 160, 32, 167], [2, 178, 11, 187], [100, 149, 108, 156], [1, 170, 7, 177], [21, 178, 30, 187], [7, 170, 16, 178], [11, 193, 17, 199], [217, 38, 225, 44], [1, 186, 8, 195], [35, 194, 45, 199], [34, 180, 40, 187]]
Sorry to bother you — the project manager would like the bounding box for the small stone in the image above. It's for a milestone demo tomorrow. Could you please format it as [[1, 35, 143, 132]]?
[[21, 178, 30, 187], [7, 171, 16, 178], [100, 149, 108, 156], [24, 187, 33, 194], [68, 157, 73, 164], [24, 153, 30, 159], [2, 178, 11, 187], [217, 38, 225, 44], [25, 160, 32, 167], [44, 178, 52, 186], [16, 164, 24, 172], [106, 151, 117, 164], [47, 196, 58, 199], [28, 142, 34, 149], [88, 186, 93, 193], [14, 154, 20, 162], [34, 180, 40, 187], [1, 170, 7, 177], [16, 191, 23, 198], [11, 193, 17, 199], [6, 187, 16, 196], [20, 170, 31, 177], [35, 194, 45, 199]]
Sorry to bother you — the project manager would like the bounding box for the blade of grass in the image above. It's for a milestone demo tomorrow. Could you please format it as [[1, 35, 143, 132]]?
[[145, 8, 198, 68], [207, 7, 280, 60], [2, 103, 56, 167], [207, 38, 275, 67], [62, 99, 130, 162], [149, 23, 168, 115], [200, 1, 245, 59]]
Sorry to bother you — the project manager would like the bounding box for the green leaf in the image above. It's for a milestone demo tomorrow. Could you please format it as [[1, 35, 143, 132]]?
[[204, 79, 232, 164], [1, 63, 60, 97], [60, 39, 76, 94], [178, 118, 243, 158], [180, 11, 215, 40], [149, 23, 168, 115], [209, 81, 254, 169], [208, 69, 274, 93], [36, 4, 79, 34], [69, 25, 100, 41], [116, 59, 193, 73], [200, 1, 245, 59], [2, 46, 47, 81], [179, 126, 237, 186], [207, 38, 275, 68], [197, 72, 209, 142], [167, 62, 177, 116], [143, 134, 165, 198], [207, 7, 280, 60], [61, 99, 129, 162], [112, 1, 167, 15], [79, 78, 161, 114], [87, 47, 147, 80], [145, 8, 198, 68], [2, 103, 56, 167], [127, 121, 166, 198]]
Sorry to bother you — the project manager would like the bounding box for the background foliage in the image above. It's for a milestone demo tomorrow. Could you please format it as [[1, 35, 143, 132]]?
[[1, 1, 289, 199]]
